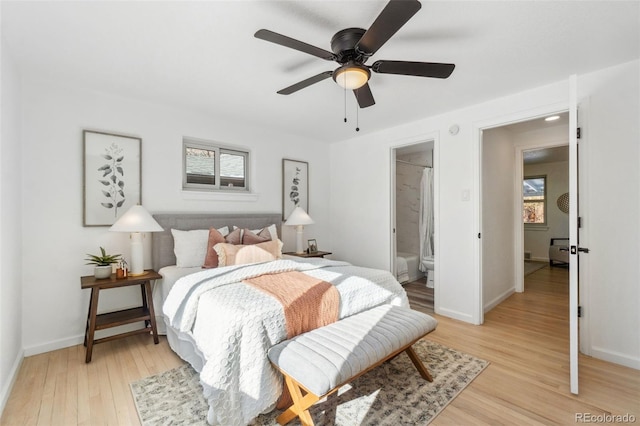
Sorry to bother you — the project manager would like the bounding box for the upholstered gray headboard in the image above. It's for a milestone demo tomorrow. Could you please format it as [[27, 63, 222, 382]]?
[[151, 213, 282, 271]]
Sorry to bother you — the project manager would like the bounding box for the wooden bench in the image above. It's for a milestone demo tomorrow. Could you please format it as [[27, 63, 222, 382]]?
[[267, 304, 438, 426]]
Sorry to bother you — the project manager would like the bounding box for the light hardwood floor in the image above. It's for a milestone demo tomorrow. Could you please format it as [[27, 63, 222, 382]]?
[[403, 278, 434, 313], [2, 266, 638, 425]]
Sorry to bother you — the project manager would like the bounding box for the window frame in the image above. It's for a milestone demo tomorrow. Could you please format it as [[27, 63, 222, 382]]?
[[523, 174, 547, 226], [182, 138, 250, 192]]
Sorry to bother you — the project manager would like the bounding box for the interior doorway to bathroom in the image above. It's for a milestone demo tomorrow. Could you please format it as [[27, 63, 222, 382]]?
[[392, 141, 434, 313]]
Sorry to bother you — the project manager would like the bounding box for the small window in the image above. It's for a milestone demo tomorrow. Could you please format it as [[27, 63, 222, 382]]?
[[523, 176, 546, 225], [183, 139, 249, 191]]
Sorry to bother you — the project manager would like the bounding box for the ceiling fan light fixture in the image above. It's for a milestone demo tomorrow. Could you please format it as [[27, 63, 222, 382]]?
[[334, 63, 370, 90]]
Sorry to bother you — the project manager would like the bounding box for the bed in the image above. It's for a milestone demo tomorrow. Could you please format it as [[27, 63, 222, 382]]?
[[151, 213, 409, 426]]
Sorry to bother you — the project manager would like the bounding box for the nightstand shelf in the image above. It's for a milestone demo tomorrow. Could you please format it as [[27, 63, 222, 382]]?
[[284, 251, 332, 259], [81, 270, 161, 362], [94, 307, 151, 330]]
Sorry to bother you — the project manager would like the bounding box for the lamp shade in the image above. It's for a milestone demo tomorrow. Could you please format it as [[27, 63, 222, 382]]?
[[285, 206, 314, 226], [109, 205, 163, 232]]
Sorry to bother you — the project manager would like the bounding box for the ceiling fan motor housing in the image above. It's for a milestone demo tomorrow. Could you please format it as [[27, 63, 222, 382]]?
[[330, 28, 368, 63]]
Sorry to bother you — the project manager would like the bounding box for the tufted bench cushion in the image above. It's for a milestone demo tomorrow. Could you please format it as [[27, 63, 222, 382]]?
[[267, 304, 438, 425]]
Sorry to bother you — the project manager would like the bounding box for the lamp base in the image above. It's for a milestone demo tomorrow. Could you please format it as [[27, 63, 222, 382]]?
[[129, 232, 145, 275], [295, 225, 305, 254]]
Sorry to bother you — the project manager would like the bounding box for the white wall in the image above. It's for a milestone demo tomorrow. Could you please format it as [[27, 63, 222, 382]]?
[[578, 61, 640, 368], [330, 80, 569, 324], [482, 128, 515, 311], [330, 60, 640, 368], [523, 160, 569, 261], [0, 39, 24, 411], [19, 77, 331, 354]]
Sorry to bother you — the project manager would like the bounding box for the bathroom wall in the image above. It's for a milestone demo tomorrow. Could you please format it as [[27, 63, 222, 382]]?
[[395, 150, 432, 255]]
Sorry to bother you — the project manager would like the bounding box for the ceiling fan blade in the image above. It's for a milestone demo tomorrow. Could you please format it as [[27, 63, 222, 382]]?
[[255, 29, 336, 61], [372, 60, 455, 78], [277, 71, 334, 95], [353, 83, 375, 108], [356, 0, 422, 56]]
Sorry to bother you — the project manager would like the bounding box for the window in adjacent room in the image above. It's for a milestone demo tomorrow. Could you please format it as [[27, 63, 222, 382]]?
[[523, 175, 546, 225], [183, 139, 249, 191]]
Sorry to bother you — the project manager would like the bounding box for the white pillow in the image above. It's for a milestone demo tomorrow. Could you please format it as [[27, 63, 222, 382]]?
[[171, 227, 229, 267], [232, 224, 278, 241]]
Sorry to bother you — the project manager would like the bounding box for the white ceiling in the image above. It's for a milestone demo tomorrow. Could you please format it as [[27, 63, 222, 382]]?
[[2, 1, 638, 143], [503, 112, 569, 135], [523, 145, 569, 165], [496, 112, 569, 165]]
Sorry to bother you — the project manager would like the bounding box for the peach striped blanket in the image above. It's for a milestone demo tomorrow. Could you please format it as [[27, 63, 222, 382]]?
[[244, 270, 340, 339]]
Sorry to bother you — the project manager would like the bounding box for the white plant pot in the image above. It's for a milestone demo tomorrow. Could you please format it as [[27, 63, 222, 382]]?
[[94, 265, 112, 279]]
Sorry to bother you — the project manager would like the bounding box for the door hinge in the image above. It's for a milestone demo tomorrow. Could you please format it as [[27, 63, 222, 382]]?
[[578, 306, 582, 318], [478, 233, 481, 239], [578, 217, 582, 228], [577, 127, 581, 139]]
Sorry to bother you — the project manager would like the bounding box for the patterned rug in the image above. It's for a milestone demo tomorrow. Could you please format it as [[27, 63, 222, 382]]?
[[131, 339, 488, 425]]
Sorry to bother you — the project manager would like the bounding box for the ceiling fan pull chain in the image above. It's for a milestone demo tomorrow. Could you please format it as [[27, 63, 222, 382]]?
[[344, 85, 347, 123], [355, 92, 360, 132]]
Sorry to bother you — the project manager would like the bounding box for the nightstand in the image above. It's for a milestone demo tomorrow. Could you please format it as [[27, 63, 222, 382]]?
[[284, 251, 332, 259], [80, 269, 161, 363]]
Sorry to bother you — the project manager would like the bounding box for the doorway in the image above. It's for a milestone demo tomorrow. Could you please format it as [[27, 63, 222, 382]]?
[[392, 141, 435, 312], [480, 113, 569, 312]]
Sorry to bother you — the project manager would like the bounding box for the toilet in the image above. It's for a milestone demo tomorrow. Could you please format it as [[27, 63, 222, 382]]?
[[421, 256, 435, 288]]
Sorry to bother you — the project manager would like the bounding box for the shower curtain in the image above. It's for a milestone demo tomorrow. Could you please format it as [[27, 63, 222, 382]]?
[[419, 167, 434, 272]]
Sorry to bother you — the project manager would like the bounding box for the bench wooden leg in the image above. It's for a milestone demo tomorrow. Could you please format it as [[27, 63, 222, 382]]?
[[276, 375, 320, 426], [406, 346, 433, 382]]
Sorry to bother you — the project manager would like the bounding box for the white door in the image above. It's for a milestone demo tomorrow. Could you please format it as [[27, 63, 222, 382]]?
[[568, 75, 582, 394]]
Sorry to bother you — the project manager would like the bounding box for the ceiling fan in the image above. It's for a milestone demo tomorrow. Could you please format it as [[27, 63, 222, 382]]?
[[255, 0, 455, 108]]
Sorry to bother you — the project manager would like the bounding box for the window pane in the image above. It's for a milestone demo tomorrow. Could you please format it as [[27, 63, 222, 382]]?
[[523, 201, 545, 223], [523, 176, 546, 224], [523, 177, 545, 198], [186, 147, 215, 185], [220, 152, 245, 188]]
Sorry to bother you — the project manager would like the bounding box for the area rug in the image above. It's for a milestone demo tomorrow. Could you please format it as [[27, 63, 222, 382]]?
[[131, 339, 488, 426], [524, 261, 547, 276]]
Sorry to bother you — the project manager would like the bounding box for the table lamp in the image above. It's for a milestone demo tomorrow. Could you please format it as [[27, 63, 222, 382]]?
[[109, 205, 163, 275], [285, 206, 314, 254]]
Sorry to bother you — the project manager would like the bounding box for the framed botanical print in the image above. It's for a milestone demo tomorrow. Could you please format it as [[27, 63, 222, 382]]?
[[282, 158, 309, 220], [83, 130, 141, 226]]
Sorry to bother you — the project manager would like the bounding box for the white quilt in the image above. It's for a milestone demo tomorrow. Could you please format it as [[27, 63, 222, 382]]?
[[163, 258, 408, 426]]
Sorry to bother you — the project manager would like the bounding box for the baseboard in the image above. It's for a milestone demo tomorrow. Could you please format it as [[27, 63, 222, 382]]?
[[23, 322, 155, 357], [590, 346, 640, 370], [484, 288, 515, 313], [0, 349, 24, 417], [530, 257, 548, 263], [436, 306, 474, 324], [23, 334, 85, 357]]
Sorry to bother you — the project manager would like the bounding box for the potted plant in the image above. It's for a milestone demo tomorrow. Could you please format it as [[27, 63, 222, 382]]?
[[85, 247, 121, 279]]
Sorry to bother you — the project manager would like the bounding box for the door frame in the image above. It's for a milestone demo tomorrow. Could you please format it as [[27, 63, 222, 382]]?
[[474, 97, 590, 393], [389, 133, 439, 311], [514, 138, 569, 293]]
